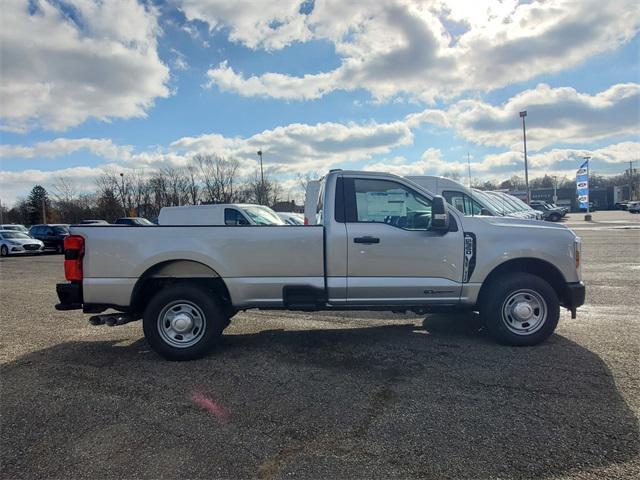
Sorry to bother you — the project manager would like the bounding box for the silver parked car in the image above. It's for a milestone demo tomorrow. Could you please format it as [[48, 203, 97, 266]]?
[[0, 230, 44, 256], [0, 224, 30, 234]]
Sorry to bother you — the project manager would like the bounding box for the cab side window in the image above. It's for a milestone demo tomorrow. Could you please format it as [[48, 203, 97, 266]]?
[[351, 179, 432, 230], [442, 190, 482, 216], [224, 208, 249, 225]]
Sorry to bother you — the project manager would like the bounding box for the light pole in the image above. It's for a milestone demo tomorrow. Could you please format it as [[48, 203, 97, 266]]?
[[519, 111, 530, 204], [119, 172, 127, 216], [552, 175, 558, 204], [256, 150, 265, 204]]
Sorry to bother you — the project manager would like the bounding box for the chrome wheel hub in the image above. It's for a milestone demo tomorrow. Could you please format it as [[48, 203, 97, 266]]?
[[513, 302, 534, 321], [501, 289, 547, 336], [171, 314, 193, 333], [157, 301, 206, 348]]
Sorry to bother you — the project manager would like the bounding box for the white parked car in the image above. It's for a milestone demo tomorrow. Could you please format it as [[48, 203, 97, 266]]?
[[628, 201, 640, 213], [0, 230, 44, 256], [277, 212, 304, 225], [0, 224, 29, 234], [158, 204, 285, 226]]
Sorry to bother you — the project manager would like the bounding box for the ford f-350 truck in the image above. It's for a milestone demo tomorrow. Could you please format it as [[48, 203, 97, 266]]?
[[56, 170, 585, 360]]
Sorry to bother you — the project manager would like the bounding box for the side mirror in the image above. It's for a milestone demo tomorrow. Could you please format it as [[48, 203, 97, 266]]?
[[431, 196, 450, 231]]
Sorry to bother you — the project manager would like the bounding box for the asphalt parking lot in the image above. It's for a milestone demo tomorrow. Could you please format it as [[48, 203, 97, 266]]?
[[1, 211, 639, 479]]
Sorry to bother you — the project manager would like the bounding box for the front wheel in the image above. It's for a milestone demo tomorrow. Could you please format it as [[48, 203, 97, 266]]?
[[0, 245, 8, 257], [143, 283, 228, 361], [480, 273, 559, 346]]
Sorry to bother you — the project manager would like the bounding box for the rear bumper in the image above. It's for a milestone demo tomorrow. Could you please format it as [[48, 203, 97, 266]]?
[[564, 281, 585, 318], [55, 282, 83, 310]]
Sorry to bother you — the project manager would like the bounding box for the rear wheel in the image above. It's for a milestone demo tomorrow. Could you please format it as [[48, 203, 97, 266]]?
[[549, 212, 561, 222], [480, 273, 559, 346], [56, 243, 64, 254], [143, 283, 228, 361], [0, 245, 8, 257]]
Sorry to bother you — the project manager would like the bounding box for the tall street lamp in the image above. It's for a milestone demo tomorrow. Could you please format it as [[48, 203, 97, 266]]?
[[256, 150, 265, 205], [519, 111, 530, 204], [119, 172, 127, 216]]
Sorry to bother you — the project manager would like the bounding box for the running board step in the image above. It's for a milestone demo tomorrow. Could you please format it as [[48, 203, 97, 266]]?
[[89, 314, 134, 327]]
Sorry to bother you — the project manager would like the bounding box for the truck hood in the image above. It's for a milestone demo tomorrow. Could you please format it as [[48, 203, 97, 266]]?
[[461, 215, 576, 236]]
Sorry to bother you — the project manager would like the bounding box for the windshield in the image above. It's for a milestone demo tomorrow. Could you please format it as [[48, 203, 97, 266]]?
[[508, 195, 532, 210], [476, 190, 509, 214], [470, 190, 500, 215], [495, 193, 527, 212], [2, 225, 26, 231], [485, 192, 518, 213], [1, 232, 30, 239], [243, 206, 285, 225], [53, 226, 69, 234], [133, 218, 154, 225]]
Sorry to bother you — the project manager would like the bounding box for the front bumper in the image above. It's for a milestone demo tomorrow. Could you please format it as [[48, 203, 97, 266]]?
[[55, 282, 83, 310], [564, 281, 585, 318]]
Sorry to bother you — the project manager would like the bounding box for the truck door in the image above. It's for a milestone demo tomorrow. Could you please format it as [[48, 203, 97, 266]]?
[[342, 176, 463, 305]]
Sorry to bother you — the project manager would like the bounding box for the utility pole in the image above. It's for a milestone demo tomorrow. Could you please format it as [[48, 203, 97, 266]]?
[[552, 175, 558, 204], [42, 198, 46, 224], [519, 111, 530, 204], [0, 198, 3, 224]]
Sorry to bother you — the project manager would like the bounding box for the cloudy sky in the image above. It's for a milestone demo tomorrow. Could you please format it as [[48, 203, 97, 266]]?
[[1, 0, 639, 205]]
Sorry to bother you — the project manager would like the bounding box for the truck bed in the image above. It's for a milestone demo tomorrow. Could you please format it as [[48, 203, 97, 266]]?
[[73, 225, 325, 308]]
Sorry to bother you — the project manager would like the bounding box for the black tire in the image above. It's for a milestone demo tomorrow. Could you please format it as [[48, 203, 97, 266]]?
[[0, 245, 8, 257], [56, 243, 64, 254], [143, 283, 228, 361], [480, 273, 559, 346], [550, 212, 561, 222]]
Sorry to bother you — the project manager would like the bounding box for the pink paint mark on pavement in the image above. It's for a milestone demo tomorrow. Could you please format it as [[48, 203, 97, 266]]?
[[191, 391, 230, 423]]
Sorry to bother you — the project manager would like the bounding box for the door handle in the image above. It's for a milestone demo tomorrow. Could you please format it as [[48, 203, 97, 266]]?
[[354, 236, 380, 244]]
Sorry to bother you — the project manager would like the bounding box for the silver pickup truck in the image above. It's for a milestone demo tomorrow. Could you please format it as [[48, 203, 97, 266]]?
[[56, 170, 585, 360]]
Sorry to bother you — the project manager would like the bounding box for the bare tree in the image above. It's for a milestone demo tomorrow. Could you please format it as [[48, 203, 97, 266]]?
[[186, 165, 200, 205], [195, 154, 239, 203], [246, 171, 282, 206]]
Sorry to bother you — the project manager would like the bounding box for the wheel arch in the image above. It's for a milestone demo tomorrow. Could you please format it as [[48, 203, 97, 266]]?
[[477, 257, 569, 309], [130, 260, 234, 317]]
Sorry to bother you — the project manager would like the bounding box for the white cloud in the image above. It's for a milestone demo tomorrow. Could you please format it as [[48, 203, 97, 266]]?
[[407, 83, 640, 150], [171, 120, 414, 173], [0, 0, 170, 132], [363, 141, 640, 179], [178, 0, 313, 50], [450, 83, 640, 150], [0, 138, 133, 161], [197, 0, 639, 102], [1, 119, 413, 204]]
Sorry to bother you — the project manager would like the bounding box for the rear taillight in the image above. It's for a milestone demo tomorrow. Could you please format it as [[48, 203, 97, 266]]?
[[304, 217, 309, 225], [64, 235, 84, 281]]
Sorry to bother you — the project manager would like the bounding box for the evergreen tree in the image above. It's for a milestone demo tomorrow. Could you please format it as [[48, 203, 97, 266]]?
[[27, 185, 50, 225]]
